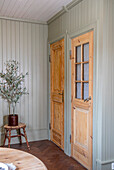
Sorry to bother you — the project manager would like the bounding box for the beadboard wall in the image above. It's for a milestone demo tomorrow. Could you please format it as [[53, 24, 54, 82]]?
[[0, 19, 48, 145], [100, 1, 114, 170], [48, 0, 100, 41], [48, 0, 114, 170]]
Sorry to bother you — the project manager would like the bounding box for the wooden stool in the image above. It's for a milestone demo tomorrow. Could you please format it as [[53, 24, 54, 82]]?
[[3, 123, 30, 150]]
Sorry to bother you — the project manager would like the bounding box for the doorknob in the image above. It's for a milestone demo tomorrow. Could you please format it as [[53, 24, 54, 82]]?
[[84, 96, 91, 102], [58, 92, 63, 95]]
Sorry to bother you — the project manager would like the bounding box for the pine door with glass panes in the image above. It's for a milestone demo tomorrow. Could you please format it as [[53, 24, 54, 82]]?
[[71, 31, 93, 170]]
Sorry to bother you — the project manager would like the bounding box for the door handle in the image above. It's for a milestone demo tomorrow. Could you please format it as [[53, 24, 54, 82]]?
[[58, 92, 63, 95], [58, 90, 64, 95], [84, 96, 91, 102]]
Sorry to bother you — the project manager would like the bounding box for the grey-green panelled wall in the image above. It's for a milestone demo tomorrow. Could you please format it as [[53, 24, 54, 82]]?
[[48, 0, 114, 170], [0, 19, 48, 145]]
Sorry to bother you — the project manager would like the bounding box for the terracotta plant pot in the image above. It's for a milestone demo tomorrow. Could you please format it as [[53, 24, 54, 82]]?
[[8, 114, 18, 126]]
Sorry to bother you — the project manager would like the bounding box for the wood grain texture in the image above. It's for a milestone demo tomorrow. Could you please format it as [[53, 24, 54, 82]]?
[[6, 140, 87, 170], [4, 123, 26, 129], [0, 148, 47, 170], [50, 39, 64, 150], [3, 123, 30, 150], [71, 31, 93, 170], [0, 0, 72, 22]]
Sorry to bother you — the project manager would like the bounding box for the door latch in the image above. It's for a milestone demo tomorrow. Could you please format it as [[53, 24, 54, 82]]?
[[49, 123, 51, 130], [58, 90, 64, 102], [49, 55, 51, 63], [70, 134, 71, 143], [84, 96, 91, 102]]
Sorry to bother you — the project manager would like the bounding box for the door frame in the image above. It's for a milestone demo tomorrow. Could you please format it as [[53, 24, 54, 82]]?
[[48, 21, 97, 170]]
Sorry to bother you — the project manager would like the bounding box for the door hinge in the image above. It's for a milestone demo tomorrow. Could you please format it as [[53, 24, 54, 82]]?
[[70, 134, 71, 143], [49, 123, 51, 130], [70, 50, 72, 59], [49, 55, 51, 63], [62, 90, 64, 102], [70, 50, 74, 60]]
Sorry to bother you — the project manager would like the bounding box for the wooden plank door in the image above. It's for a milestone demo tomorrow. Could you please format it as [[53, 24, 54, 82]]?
[[71, 31, 93, 169], [50, 39, 64, 150]]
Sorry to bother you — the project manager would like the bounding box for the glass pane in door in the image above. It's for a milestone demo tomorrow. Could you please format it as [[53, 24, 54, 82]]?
[[76, 64, 81, 80], [83, 63, 89, 81], [83, 83, 89, 100], [83, 43, 89, 62], [76, 46, 81, 63], [75, 83, 81, 99]]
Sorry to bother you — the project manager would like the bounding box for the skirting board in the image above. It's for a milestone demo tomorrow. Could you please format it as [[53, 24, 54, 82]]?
[[0, 129, 48, 146], [96, 159, 113, 170]]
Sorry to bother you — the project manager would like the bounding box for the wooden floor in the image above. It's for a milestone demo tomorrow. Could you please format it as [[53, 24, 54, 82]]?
[[9, 140, 86, 170]]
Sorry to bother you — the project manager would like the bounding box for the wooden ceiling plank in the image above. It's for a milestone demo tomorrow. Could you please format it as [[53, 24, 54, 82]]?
[[0, 0, 10, 15], [0, 0, 72, 22], [13, 0, 29, 18], [26, 0, 50, 20], [0, 0, 5, 13], [5, 0, 18, 16], [24, 0, 45, 19], [20, 0, 35, 18]]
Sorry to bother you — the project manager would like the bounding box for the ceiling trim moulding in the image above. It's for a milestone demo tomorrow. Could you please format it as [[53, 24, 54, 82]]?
[[0, 16, 47, 25], [47, 0, 83, 24]]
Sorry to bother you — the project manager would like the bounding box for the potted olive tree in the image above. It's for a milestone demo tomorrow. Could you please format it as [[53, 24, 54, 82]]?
[[0, 60, 28, 126]]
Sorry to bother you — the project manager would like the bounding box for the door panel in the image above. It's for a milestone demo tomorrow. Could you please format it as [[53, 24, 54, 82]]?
[[71, 31, 93, 170], [50, 39, 64, 150]]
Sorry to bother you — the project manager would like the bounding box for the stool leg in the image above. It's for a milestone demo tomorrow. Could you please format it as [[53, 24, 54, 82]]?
[[3, 129, 8, 147], [8, 129, 11, 148], [23, 127, 30, 150], [18, 129, 22, 145]]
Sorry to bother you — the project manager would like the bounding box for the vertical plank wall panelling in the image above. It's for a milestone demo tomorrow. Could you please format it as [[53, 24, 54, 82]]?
[[11, 21, 16, 61], [48, 0, 98, 41], [43, 25, 48, 129], [31, 24, 36, 130], [2, 20, 7, 121], [39, 25, 44, 129], [19, 22, 24, 124], [0, 19, 48, 145], [35, 24, 39, 130], [23, 23, 28, 125], [28, 23, 32, 130], [101, 1, 114, 170], [0, 20, 3, 129], [48, 0, 114, 170], [15, 21, 20, 116]]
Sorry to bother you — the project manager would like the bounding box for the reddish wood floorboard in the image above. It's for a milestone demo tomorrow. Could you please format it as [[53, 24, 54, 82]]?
[[6, 140, 87, 170]]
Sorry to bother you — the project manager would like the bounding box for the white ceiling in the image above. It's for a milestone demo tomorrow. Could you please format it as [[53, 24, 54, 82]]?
[[0, 0, 72, 22]]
